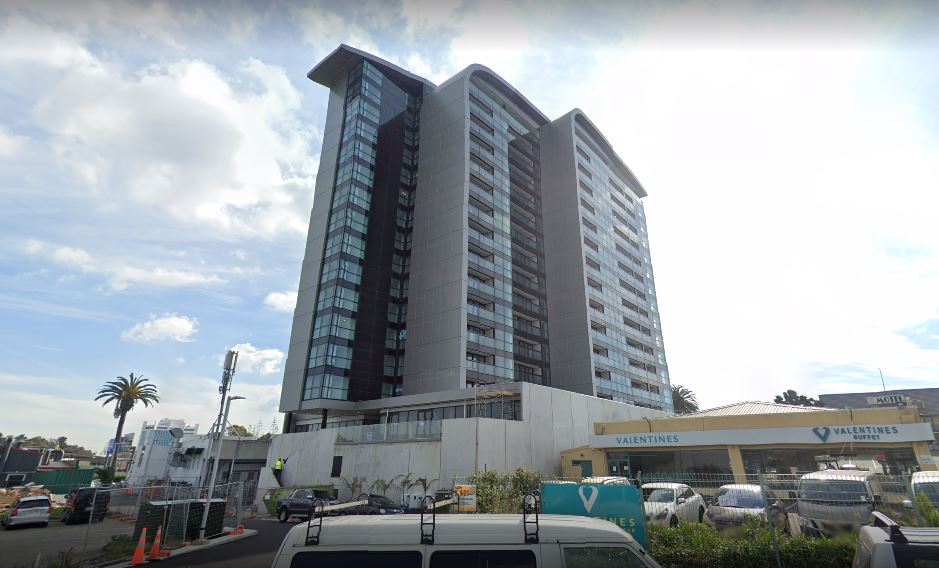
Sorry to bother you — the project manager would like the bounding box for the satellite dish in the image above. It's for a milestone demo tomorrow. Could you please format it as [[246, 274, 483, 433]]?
[[169, 428, 184, 439]]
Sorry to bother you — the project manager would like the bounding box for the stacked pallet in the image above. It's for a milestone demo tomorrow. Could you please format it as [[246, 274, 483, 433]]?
[[0, 485, 53, 513]]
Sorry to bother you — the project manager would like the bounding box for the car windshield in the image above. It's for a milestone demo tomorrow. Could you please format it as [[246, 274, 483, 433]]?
[[312, 490, 333, 499], [18, 499, 50, 509], [914, 482, 939, 505], [714, 488, 763, 508], [799, 480, 870, 503], [643, 488, 674, 503], [371, 496, 394, 507]]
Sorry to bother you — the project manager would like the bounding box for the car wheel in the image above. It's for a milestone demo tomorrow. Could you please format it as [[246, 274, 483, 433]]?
[[41, 522, 48, 528], [698, 508, 704, 523], [278, 508, 289, 523], [669, 515, 679, 528], [368, 511, 378, 515]]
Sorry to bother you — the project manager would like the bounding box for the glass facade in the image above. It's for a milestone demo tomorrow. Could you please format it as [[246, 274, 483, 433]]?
[[465, 76, 550, 387], [573, 122, 671, 411], [304, 60, 421, 402]]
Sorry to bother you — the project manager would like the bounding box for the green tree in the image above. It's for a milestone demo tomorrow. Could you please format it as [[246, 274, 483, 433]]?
[[341, 475, 367, 497], [671, 385, 699, 414], [95, 373, 159, 470], [415, 477, 438, 497], [227, 424, 253, 437], [774, 389, 825, 407]]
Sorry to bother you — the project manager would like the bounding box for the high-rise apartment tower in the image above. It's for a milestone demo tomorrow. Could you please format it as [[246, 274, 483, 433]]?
[[280, 46, 672, 429]]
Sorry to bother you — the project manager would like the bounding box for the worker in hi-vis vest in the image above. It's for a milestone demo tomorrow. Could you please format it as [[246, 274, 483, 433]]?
[[274, 458, 284, 484]]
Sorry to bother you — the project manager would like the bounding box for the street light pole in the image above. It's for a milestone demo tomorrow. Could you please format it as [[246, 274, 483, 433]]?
[[198, 395, 244, 541]]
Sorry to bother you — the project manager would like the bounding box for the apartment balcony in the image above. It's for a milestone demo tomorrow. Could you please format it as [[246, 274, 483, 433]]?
[[513, 273, 546, 296], [335, 421, 442, 444], [514, 344, 548, 363], [512, 253, 542, 276], [513, 319, 547, 340], [513, 296, 547, 318]]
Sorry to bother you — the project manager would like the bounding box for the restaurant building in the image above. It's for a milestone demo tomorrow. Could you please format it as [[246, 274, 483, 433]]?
[[561, 401, 937, 480]]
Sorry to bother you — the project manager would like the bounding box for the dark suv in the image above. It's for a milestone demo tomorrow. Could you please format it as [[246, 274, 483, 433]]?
[[62, 487, 110, 524], [344, 494, 404, 515]]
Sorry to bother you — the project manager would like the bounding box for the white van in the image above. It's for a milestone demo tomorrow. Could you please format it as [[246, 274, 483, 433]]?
[[796, 469, 880, 536], [271, 513, 660, 567]]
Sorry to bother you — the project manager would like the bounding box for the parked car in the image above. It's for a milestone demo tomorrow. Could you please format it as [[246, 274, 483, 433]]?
[[2, 495, 52, 529], [642, 483, 705, 527], [908, 471, 939, 507], [854, 511, 939, 568], [704, 484, 786, 532], [582, 476, 632, 486], [343, 494, 404, 515], [277, 489, 340, 522], [796, 469, 879, 536], [62, 487, 110, 525], [271, 514, 662, 567]]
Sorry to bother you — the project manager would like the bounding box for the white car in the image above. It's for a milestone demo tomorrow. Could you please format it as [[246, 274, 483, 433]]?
[[3, 495, 51, 529], [582, 476, 632, 486], [641, 483, 705, 527]]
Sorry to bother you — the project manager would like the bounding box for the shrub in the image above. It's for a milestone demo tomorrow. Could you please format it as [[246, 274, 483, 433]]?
[[468, 469, 544, 513], [648, 518, 855, 568]]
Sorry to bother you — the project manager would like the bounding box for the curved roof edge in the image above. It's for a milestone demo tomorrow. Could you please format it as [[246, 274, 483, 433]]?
[[440, 64, 548, 126], [568, 109, 648, 198], [307, 44, 436, 91]]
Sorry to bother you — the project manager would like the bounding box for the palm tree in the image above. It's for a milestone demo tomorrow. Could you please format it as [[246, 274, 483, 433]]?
[[415, 477, 438, 498], [95, 373, 159, 470], [670, 385, 699, 414]]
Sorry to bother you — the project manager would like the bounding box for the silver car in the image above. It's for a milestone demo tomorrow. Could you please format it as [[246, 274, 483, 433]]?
[[704, 484, 785, 532], [3, 495, 51, 529]]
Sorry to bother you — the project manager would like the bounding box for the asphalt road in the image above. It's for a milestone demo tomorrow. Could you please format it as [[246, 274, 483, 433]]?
[[160, 518, 293, 568], [0, 517, 135, 567]]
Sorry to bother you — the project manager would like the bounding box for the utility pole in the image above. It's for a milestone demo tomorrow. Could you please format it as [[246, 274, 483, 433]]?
[[197, 350, 239, 489], [879, 368, 887, 392], [198, 394, 244, 541]]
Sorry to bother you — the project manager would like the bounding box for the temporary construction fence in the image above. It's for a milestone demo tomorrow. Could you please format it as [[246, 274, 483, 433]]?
[[16, 481, 251, 568]]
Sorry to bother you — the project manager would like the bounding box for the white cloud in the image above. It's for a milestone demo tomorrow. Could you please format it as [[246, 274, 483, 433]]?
[[225, 342, 285, 375], [0, 17, 318, 238], [121, 313, 199, 343], [0, 126, 26, 157], [263, 290, 297, 312], [23, 239, 225, 291]]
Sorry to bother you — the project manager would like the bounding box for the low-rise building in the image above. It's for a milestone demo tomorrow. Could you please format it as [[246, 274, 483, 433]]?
[[561, 401, 937, 481], [819, 387, 939, 456], [257, 382, 666, 510], [125, 418, 198, 485]]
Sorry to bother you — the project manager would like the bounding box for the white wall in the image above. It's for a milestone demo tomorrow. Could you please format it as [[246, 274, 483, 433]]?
[[257, 384, 668, 510]]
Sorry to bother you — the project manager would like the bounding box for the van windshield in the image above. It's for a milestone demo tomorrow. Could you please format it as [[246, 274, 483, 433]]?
[[914, 482, 939, 505], [799, 480, 870, 503]]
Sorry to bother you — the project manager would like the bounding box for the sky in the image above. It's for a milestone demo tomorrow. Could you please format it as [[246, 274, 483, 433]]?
[[1, 0, 938, 451]]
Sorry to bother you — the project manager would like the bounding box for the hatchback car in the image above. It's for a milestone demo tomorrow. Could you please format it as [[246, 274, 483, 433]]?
[[642, 483, 705, 527], [3, 495, 51, 529]]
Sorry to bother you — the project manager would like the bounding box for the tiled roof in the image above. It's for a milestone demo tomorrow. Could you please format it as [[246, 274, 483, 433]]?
[[687, 401, 837, 417]]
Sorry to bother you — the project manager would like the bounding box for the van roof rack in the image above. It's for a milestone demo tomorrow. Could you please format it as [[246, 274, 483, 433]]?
[[304, 498, 325, 545], [870, 511, 939, 544], [420, 495, 436, 544], [522, 491, 539, 544]]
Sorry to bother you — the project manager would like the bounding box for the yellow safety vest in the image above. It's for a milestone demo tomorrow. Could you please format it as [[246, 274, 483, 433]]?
[[274, 460, 283, 470]]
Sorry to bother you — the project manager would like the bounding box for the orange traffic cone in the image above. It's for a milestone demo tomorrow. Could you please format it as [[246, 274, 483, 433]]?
[[148, 524, 164, 561], [130, 527, 148, 566]]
